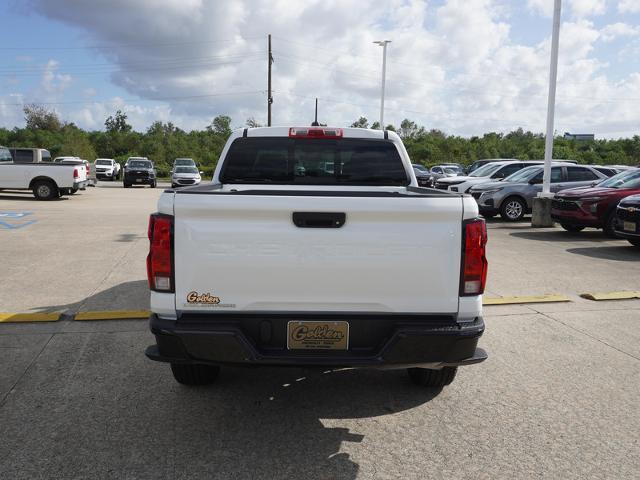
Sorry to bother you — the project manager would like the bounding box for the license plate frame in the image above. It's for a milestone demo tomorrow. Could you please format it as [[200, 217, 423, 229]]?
[[135, 178, 143, 183], [287, 321, 349, 350], [623, 221, 636, 232]]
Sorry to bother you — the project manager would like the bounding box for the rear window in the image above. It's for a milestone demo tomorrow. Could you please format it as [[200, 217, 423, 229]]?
[[220, 138, 409, 186], [12, 149, 34, 163]]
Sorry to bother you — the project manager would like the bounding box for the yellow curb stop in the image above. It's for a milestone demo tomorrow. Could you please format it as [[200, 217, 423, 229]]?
[[0, 312, 61, 323], [580, 291, 640, 301], [483, 294, 571, 306], [74, 310, 150, 321]]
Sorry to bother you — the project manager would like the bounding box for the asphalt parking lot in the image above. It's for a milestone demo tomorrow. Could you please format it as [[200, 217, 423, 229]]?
[[1, 184, 639, 479]]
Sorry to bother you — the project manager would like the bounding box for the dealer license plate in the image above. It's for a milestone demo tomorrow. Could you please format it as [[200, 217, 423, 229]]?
[[136, 178, 142, 182], [623, 221, 636, 232], [287, 321, 349, 350]]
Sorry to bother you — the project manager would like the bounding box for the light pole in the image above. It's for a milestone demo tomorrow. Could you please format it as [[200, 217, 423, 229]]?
[[374, 40, 391, 129], [532, 0, 562, 227]]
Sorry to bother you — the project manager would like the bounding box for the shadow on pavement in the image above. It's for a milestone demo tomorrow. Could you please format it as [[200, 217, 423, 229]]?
[[0, 192, 68, 201], [32, 280, 150, 313], [509, 230, 614, 243], [566, 246, 640, 262]]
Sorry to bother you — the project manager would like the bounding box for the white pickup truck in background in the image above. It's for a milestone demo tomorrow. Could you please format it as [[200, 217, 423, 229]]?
[[0, 146, 88, 200], [145, 127, 488, 388]]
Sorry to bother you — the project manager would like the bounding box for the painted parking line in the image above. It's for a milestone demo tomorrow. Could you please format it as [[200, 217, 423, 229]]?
[[483, 294, 571, 306], [74, 310, 150, 321], [580, 291, 640, 301], [0, 312, 61, 323], [0, 212, 37, 230]]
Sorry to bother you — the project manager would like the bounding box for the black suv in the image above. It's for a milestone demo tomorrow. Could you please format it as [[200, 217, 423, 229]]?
[[123, 158, 156, 188]]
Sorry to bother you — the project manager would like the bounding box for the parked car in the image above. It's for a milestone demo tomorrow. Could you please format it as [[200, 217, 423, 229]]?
[[438, 163, 465, 175], [171, 166, 202, 188], [145, 126, 488, 388], [614, 194, 640, 247], [123, 158, 156, 188], [94, 158, 121, 180], [430, 165, 460, 183], [54, 157, 96, 190], [470, 164, 607, 221], [0, 145, 88, 200], [551, 168, 640, 236], [435, 160, 544, 193], [8, 147, 52, 163], [412, 166, 433, 187], [466, 159, 510, 175], [171, 157, 197, 172]]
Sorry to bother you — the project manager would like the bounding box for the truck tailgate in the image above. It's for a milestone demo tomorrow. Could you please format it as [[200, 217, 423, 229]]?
[[173, 192, 463, 314]]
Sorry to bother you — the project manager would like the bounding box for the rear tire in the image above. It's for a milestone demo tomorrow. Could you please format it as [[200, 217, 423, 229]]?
[[150, 181, 157, 188], [500, 197, 526, 222], [407, 367, 457, 388], [123, 182, 130, 188], [32, 180, 58, 201], [170, 364, 220, 386], [560, 223, 584, 233]]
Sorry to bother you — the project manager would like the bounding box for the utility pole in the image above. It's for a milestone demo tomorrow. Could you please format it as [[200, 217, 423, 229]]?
[[373, 40, 391, 129], [268, 34, 273, 126], [532, 0, 561, 227]]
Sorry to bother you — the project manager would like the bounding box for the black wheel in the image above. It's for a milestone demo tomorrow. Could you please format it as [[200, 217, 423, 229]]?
[[151, 181, 157, 188], [628, 239, 640, 247], [500, 196, 526, 221], [123, 182, 130, 188], [68, 188, 78, 195], [170, 364, 220, 385], [171, 183, 177, 188], [603, 212, 617, 238], [32, 180, 58, 200], [407, 367, 457, 388], [560, 223, 584, 233]]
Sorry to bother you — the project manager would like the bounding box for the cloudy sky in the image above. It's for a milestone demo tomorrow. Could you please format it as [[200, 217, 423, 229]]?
[[1, 0, 640, 137]]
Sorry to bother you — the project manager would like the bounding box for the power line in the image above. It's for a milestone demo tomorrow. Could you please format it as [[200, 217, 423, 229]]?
[[1, 90, 265, 107]]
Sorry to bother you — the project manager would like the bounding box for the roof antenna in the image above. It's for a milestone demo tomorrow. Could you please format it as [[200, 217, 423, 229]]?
[[311, 98, 320, 126]]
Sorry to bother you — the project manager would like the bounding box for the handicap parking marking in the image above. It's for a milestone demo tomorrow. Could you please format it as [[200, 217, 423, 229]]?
[[0, 211, 37, 230]]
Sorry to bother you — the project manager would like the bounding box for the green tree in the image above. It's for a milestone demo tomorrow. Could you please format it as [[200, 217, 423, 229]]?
[[23, 104, 63, 131], [105, 110, 132, 133], [207, 115, 232, 137], [350, 117, 369, 128]]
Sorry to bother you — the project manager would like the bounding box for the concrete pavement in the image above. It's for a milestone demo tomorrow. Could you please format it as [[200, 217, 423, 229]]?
[[1, 183, 639, 479]]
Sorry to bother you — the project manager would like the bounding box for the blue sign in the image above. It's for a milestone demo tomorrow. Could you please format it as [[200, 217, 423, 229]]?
[[0, 212, 37, 229]]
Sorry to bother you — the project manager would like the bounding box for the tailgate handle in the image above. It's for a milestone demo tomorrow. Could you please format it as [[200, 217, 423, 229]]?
[[292, 212, 346, 228]]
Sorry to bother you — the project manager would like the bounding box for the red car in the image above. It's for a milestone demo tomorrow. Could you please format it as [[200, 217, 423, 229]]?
[[551, 168, 640, 236]]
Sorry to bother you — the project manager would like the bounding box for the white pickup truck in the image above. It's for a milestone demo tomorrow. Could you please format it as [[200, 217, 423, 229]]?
[[0, 146, 88, 200], [145, 127, 488, 388]]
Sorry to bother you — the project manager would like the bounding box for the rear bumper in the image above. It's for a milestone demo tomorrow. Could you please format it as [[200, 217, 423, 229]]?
[[145, 313, 487, 369], [73, 180, 88, 190]]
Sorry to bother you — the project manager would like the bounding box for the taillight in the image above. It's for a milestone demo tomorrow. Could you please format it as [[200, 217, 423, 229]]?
[[73, 168, 78, 179], [460, 218, 488, 296], [147, 214, 174, 292], [86, 164, 90, 174], [289, 127, 343, 138]]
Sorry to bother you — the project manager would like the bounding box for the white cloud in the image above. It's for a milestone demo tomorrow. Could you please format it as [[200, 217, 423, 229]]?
[[600, 22, 640, 42], [618, 0, 640, 13], [7, 0, 638, 138], [528, 0, 607, 18]]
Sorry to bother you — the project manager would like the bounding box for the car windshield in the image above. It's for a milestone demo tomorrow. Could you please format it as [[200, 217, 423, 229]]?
[[175, 167, 198, 174], [174, 159, 195, 166], [470, 162, 505, 177], [413, 164, 428, 173], [220, 137, 409, 186], [597, 168, 640, 189], [129, 160, 152, 168], [504, 166, 541, 183], [96, 160, 111, 165], [444, 168, 457, 175]]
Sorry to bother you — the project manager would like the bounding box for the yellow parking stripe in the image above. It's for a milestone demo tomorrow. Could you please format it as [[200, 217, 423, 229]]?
[[74, 310, 150, 321], [580, 291, 640, 301], [0, 312, 61, 323], [483, 295, 571, 305]]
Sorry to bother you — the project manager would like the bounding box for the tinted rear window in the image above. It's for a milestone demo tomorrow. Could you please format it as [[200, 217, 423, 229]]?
[[220, 138, 409, 185]]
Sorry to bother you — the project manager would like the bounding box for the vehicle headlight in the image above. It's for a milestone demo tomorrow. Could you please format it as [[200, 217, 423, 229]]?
[[479, 188, 503, 195], [581, 196, 604, 202]]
